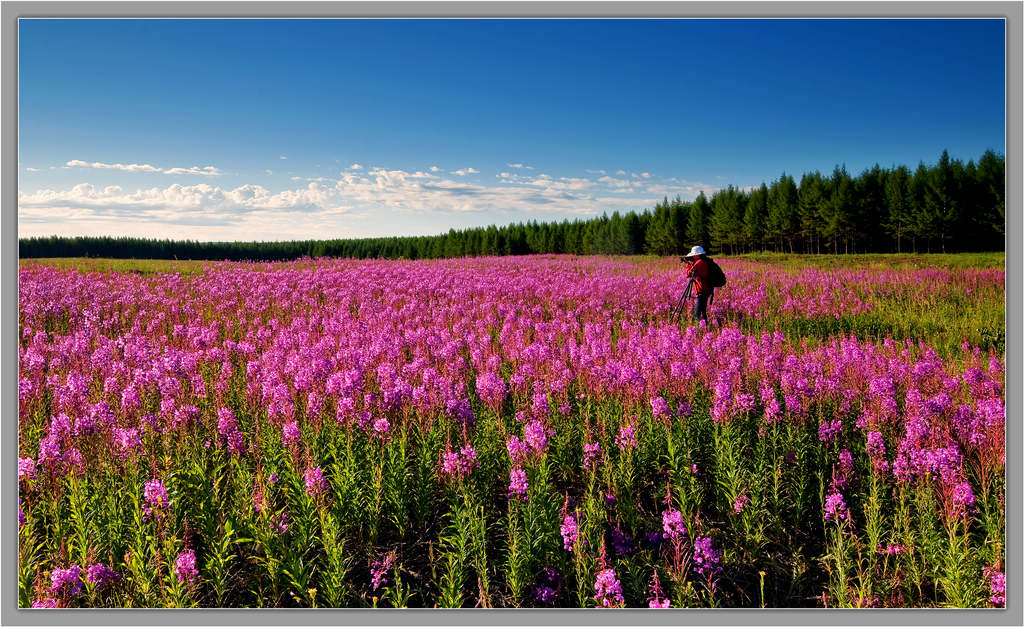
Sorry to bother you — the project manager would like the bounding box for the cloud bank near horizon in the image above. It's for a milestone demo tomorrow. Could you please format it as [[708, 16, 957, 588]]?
[[19, 162, 724, 241]]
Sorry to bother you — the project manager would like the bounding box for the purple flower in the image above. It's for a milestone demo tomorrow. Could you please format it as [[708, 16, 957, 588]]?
[[615, 423, 637, 451], [534, 567, 563, 605], [662, 509, 687, 539], [560, 513, 579, 551], [50, 565, 84, 596], [370, 553, 394, 591], [217, 407, 246, 455], [143, 479, 170, 520], [952, 481, 975, 515], [475, 372, 508, 411], [31, 597, 58, 608], [531, 392, 550, 418], [985, 566, 1005, 606], [19, 457, 38, 483], [610, 526, 635, 555], [692, 536, 722, 578], [593, 568, 624, 608], [440, 451, 462, 477], [268, 472, 279, 484], [506, 436, 530, 465], [583, 442, 603, 469], [112, 427, 142, 459], [650, 396, 670, 420], [372, 417, 391, 439], [272, 511, 290, 534], [866, 431, 889, 473], [304, 466, 328, 496], [175, 549, 199, 584], [524, 419, 549, 454], [535, 585, 558, 604], [648, 570, 670, 608], [507, 468, 528, 501], [85, 563, 119, 591], [824, 491, 848, 522], [733, 492, 750, 514], [281, 421, 301, 446], [818, 419, 843, 444]]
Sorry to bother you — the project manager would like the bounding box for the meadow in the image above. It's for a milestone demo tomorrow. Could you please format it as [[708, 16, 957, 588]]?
[[18, 253, 1005, 608]]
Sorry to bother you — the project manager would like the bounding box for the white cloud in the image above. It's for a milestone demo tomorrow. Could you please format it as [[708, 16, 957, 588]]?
[[66, 160, 221, 176], [349, 163, 362, 170], [616, 169, 626, 175], [450, 167, 479, 176], [641, 172, 651, 179], [280, 156, 288, 160], [22, 165, 720, 239], [66, 160, 162, 173], [25, 167, 39, 172], [265, 170, 274, 175], [585, 169, 607, 175], [163, 166, 222, 176]]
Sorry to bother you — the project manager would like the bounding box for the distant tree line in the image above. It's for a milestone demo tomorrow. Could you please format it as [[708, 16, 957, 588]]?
[[20, 149, 1004, 261]]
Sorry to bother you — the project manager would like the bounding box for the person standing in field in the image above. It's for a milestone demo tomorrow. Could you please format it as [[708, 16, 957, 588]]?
[[683, 245, 715, 324]]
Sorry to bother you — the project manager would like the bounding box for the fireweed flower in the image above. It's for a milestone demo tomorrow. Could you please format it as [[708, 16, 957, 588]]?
[[506, 436, 530, 465], [508, 468, 528, 501], [610, 526, 635, 555], [524, 419, 549, 454], [112, 428, 142, 459], [560, 513, 579, 551], [86, 563, 119, 591], [50, 565, 84, 596], [824, 491, 849, 522], [142, 479, 170, 521], [370, 553, 394, 591], [534, 568, 563, 605], [593, 568, 625, 608], [18, 457, 37, 484], [272, 511, 290, 534], [733, 492, 750, 514], [371, 417, 391, 440], [662, 509, 687, 540], [648, 571, 670, 608], [175, 550, 199, 584], [304, 466, 328, 496], [866, 431, 889, 473], [984, 566, 1005, 606], [32, 597, 58, 608], [692, 537, 723, 579], [281, 421, 301, 446], [650, 396, 670, 421], [583, 442, 603, 469], [615, 423, 637, 451], [951, 481, 976, 517], [818, 419, 843, 444], [216, 408, 246, 455]]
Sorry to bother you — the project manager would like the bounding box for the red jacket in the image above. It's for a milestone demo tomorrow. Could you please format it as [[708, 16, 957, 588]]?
[[686, 257, 713, 295]]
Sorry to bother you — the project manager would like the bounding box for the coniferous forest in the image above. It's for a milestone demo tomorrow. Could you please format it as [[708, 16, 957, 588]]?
[[20, 149, 1004, 261]]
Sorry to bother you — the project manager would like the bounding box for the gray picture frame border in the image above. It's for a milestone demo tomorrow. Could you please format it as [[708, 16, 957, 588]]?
[[3, 2, 1019, 626]]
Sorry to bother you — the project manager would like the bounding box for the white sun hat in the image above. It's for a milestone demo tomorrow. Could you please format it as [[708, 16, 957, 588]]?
[[685, 245, 706, 258]]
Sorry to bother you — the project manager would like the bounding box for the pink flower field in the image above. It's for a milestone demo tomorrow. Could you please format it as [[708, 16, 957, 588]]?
[[18, 255, 1005, 608]]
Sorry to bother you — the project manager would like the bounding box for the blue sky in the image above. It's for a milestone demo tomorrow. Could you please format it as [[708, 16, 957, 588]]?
[[18, 18, 1005, 241]]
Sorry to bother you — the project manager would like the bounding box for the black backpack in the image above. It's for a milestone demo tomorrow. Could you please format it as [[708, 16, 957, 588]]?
[[704, 257, 727, 288]]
